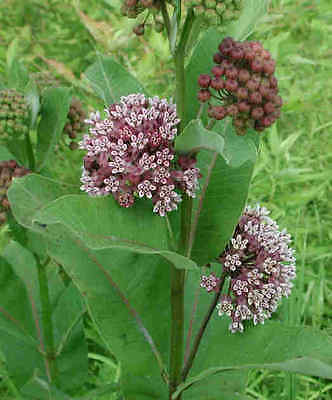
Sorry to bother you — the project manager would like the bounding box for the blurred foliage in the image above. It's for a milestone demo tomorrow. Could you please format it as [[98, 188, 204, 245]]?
[[0, 0, 331, 398]]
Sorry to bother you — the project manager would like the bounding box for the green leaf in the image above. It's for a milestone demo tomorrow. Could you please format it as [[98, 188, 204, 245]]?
[[8, 174, 197, 270], [0, 242, 88, 392], [21, 375, 72, 400], [5, 137, 29, 166], [7, 59, 30, 91], [25, 80, 41, 130], [36, 87, 72, 172], [37, 194, 196, 269], [83, 55, 146, 104], [175, 119, 225, 156], [228, 0, 269, 41], [216, 120, 258, 168], [8, 174, 71, 231], [187, 122, 257, 265], [0, 145, 16, 161], [45, 236, 169, 400], [78, 383, 120, 399], [181, 371, 249, 400]]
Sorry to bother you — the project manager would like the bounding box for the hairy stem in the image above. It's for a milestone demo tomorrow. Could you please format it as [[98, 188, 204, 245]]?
[[168, 7, 196, 399], [169, 266, 185, 399], [181, 272, 227, 381], [37, 256, 58, 385]]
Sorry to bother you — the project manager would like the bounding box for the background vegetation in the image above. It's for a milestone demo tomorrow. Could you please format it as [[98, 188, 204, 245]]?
[[0, 0, 331, 398]]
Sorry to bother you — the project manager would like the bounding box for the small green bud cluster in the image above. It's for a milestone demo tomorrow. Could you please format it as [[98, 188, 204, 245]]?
[[63, 98, 86, 151], [33, 71, 60, 92], [0, 160, 30, 225], [0, 89, 29, 140], [120, 0, 167, 35], [185, 0, 243, 25]]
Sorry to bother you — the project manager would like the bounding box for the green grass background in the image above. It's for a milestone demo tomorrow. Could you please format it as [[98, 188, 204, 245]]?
[[0, 0, 331, 398]]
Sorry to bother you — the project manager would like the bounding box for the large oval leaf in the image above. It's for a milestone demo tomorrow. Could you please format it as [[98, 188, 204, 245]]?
[[187, 122, 258, 266], [0, 243, 88, 393], [45, 234, 169, 400], [8, 174, 197, 270], [83, 55, 146, 104], [36, 88, 72, 172]]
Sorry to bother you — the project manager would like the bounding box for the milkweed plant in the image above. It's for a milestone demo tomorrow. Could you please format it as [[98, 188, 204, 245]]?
[[1, 1, 332, 399]]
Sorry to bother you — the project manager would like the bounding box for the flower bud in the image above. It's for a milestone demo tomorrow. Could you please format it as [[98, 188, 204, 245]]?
[[198, 74, 211, 88], [0, 89, 29, 140], [197, 89, 211, 102], [196, 36, 282, 134], [0, 160, 30, 224], [62, 97, 86, 150], [133, 24, 145, 36]]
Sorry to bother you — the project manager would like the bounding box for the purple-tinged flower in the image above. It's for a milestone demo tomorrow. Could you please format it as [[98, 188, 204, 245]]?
[[201, 205, 296, 333], [200, 273, 220, 293], [0, 160, 30, 224], [79, 93, 200, 216]]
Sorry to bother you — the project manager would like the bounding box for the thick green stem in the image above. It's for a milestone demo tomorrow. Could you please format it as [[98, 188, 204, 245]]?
[[168, 7, 195, 400], [169, 266, 185, 399], [37, 257, 58, 385]]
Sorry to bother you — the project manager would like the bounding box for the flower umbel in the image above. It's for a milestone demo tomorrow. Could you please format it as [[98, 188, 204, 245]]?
[[201, 205, 296, 333], [197, 37, 282, 135], [79, 94, 200, 216]]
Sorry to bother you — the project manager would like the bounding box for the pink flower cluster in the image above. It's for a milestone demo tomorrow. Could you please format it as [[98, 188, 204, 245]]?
[[79, 94, 200, 216], [200, 205, 296, 333]]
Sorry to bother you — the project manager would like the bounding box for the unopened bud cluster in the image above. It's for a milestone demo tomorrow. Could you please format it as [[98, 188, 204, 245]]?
[[0, 160, 30, 224], [0, 89, 29, 139], [198, 37, 282, 135], [63, 98, 86, 151], [120, 0, 166, 35], [200, 205, 296, 333], [33, 71, 60, 92], [80, 93, 200, 216], [186, 0, 243, 25]]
